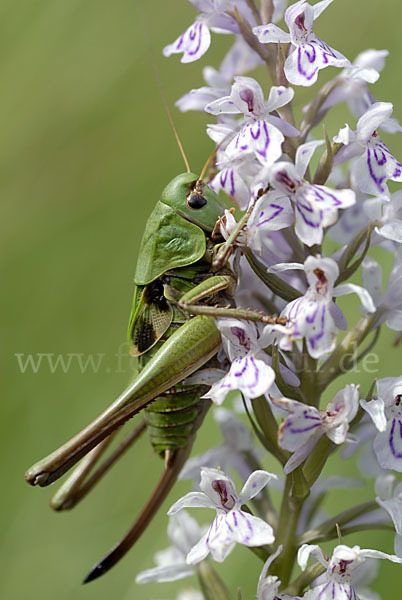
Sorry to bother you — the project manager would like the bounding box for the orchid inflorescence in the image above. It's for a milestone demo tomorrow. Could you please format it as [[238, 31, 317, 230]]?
[[137, 1, 402, 598]]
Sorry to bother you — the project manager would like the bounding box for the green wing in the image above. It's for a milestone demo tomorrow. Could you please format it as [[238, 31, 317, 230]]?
[[134, 202, 206, 285], [128, 282, 173, 357]]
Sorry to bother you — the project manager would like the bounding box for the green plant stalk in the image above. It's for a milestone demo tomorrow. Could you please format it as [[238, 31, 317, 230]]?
[[251, 396, 283, 458], [197, 560, 233, 600], [298, 500, 379, 545], [271, 475, 306, 587], [299, 340, 318, 406], [284, 563, 326, 597], [302, 436, 332, 488], [302, 523, 395, 545]]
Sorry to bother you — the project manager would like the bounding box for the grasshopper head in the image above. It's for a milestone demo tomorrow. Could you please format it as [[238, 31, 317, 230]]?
[[161, 172, 226, 232]]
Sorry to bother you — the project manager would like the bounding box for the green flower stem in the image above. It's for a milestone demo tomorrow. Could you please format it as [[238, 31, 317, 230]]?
[[298, 500, 379, 545], [299, 79, 341, 143], [271, 475, 307, 587], [229, 7, 277, 83], [197, 560, 233, 600], [251, 396, 287, 465], [281, 227, 306, 263], [261, 0, 274, 25], [271, 344, 304, 402], [302, 436, 332, 487], [299, 341, 318, 406], [284, 563, 326, 597], [243, 396, 285, 463], [312, 126, 332, 186], [245, 249, 302, 302], [244, 0, 262, 25], [302, 522, 395, 545]]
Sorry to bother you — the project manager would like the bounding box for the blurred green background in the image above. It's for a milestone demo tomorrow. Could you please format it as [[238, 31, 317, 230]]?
[[2, 1, 402, 598]]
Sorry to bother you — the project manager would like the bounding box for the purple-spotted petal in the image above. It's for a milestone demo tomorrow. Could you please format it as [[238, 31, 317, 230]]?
[[238, 470, 276, 504], [253, 23, 291, 44], [205, 95, 241, 115], [228, 510, 275, 546], [273, 397, 322, 452], [373, 414, 402, 472], [193, 514, 236, 563], [283, 296, 338, 358], [352, 139, 402, 197], [209, 166, 251, 210], [163, 21, 211, 63], [284, 37, 350, 87], [294, 184, 355, 246], [194, 513, 236, 563], [266, 85, 295, 112], [247, 191, 294, 253], [226, 119, 284, 166], [204, 356, 276, 404]]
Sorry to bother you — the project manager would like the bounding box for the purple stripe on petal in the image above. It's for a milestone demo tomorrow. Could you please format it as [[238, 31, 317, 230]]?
[[297, 44, 319, 81], [389, 417, 402, 458], [295, 197, 322, 228], [176, 34, 185, 50], [366, 147, 386, 193], [307, 305, 327, 349], [373, 144, 386, 166], [188, 23, 203, 57], [230, 170, 235, 196], [234, 357, 249, 377], [256, 121, 271, 161], [257, 203, 284, 226]]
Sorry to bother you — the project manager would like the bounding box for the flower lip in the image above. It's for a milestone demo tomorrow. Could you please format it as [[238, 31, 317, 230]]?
[[275, 169, 298, 193], [239, 88, 254, 113], [313, 267, 328, 293], [211, 479, 236, 511], [334, 558, 353, 576], [294, 11, 308, 37]]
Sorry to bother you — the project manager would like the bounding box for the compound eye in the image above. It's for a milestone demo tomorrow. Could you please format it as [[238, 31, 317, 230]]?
[[187, 192, 208, 209]]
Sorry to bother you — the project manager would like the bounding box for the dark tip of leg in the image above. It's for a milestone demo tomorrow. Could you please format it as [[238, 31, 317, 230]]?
[[82, 562, 106, 584]]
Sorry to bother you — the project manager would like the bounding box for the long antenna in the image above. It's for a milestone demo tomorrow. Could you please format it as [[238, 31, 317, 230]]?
[[198, 142, 220, 184], [197, 128, 236, 185], [138, 8, 191, 173]]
